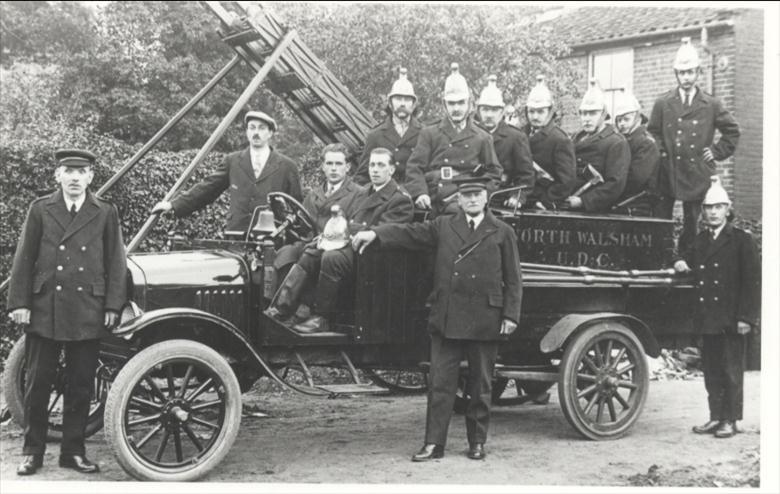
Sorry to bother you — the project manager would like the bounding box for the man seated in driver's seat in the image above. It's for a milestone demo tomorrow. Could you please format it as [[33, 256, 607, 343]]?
[[273, 143, 363, 279], [265, 147, 414, 333]]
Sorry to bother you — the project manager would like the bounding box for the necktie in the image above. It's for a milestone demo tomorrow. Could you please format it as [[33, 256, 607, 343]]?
[[325, 184, 333, 197], [685, 92, 691, 108], [468, 219, 476, 232], [69, 204, 78, 220]]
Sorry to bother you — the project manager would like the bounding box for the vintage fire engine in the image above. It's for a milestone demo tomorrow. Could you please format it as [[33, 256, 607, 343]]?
[[2, 1, 697, 481]]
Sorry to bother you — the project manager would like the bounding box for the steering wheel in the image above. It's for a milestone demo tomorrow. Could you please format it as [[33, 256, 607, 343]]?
[[267, 192, 318, 243]]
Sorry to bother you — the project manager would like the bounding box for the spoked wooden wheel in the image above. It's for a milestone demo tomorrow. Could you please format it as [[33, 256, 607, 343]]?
[[105, 340, 241, 481], [558, 322, 649, 440]]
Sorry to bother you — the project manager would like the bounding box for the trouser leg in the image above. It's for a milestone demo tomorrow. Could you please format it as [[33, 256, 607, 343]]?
[[702, 335, 725, 421], [721, 333, 746, 422], [464, 340, 498, 445], [424, 335, 462, 446], [22, 334, 61, 455], [316, 247, 354, 316], [60, 339, 100, 456], [679, 200, 703, 256]]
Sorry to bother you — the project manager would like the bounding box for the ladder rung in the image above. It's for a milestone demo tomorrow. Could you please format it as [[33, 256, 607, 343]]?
[[221, 28, 264, 47]]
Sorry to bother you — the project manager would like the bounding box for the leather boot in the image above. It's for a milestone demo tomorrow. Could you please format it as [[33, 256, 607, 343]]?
[[264, 264, 308, 319], [292, 276, 341, 334]]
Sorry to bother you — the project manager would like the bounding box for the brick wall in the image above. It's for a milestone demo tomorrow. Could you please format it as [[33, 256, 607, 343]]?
[[733, 8, 764, 219], [558, 15, 763, 221]]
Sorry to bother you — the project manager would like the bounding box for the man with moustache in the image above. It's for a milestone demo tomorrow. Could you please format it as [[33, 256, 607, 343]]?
[[648, 37, 740, 253], [522, 75, 576, 209], [565, 80, 630, 212], [475, 75, 534, 207], [612, 90, 661, 216], [152, 111, 302, 232], [404, 63, 501, 217], [354, 68, 422, 186], [352, 173, 522, 462], [8, 149, 127, 475], [673, 176, 760, 439]]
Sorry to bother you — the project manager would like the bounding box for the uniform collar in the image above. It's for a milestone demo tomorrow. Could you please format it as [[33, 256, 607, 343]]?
[[63, 193, 86, 212]]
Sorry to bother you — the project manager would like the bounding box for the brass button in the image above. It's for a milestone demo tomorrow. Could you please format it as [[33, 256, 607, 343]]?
[[56, 285, 62, 291], [699, 297, 704, 302], [59, 245, 65, 251], [57, 266, 63, 271], [444, 158, 449, 163], [465, 144, 469, 148], [454, 272, 459, 276], [81, 246, 86, 251], [714, 263, 719, 267], [78, 267, 84, 272], [714, 280, 718, 284], [699, 281, 704, 285], [699, 265, 705, 269], [77, 286, 83, 292], [714, 296, 718, 301]]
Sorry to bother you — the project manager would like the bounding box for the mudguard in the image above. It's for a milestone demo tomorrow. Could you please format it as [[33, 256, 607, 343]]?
[[540, 312, 660, 357]]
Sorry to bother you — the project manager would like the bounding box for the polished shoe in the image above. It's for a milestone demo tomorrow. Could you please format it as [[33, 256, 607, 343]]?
[[714, 420, 736, 438], [412, 444, 444, 462], [692, 419, 722, 434], [293, 315, 330, 334], [467, 443, 486, 460], [17, 455, 43, 476], [59, 455, 100, 474]]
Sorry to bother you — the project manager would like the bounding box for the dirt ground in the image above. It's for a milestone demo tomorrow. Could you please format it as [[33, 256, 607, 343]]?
[[0, 371, 762, 488]]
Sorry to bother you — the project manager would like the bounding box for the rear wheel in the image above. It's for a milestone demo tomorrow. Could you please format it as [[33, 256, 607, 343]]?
[[558, 322, 649, 440], [365, 368, 428, 394], [104, 340, 241, 481]]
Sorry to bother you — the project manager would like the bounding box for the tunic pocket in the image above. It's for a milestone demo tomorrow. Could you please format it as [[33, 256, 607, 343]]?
[[488, 292, 504, 308], [92, 282, 106, 296], [32, 276, 46, 294]]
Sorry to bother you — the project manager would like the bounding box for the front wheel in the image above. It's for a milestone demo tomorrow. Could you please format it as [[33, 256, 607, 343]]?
[[104, 340, 242, 481], [558, 322, 649, 440]]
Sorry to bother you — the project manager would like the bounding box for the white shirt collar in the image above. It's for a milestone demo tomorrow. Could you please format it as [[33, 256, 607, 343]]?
[[466, 211, 485, 229], [326, 179, 345, 194], [371, 180, 391, 193], [679, 86, 697, 102], [250, 146, 270, 173], [710, 222, 726, 240], [63, 194, 86, 213]]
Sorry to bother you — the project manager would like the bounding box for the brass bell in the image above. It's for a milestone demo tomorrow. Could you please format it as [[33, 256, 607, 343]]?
[[252, 206, 276, 236]]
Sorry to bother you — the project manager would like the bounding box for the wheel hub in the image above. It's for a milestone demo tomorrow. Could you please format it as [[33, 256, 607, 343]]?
[[161, 399, 191, 426]]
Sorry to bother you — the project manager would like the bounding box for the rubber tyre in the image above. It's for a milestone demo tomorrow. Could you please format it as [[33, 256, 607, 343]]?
[[104, 340, 241, 481]]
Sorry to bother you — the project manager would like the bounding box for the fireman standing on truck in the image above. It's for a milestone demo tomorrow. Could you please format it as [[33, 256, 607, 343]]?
[[612, 90, 661, 216], [565, 79, 630, 212], [523, 75, 576, 209], [354, 68, 422, 186], [404, 63, 501, 217], [648, 37, 740, 254]]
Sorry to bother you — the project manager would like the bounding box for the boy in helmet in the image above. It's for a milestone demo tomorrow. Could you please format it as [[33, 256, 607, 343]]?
[[354, 68, 422, 186], [611, 90, 661, 216], [522, 75, 576, 209], [475, 75, 534, 206], [648, 38, 740, 253], [674, 176, 760, 438], [404, 63, 501, 217]]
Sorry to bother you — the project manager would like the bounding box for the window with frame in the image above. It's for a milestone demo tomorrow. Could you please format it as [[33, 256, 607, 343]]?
[[589, 48, 634, 120]]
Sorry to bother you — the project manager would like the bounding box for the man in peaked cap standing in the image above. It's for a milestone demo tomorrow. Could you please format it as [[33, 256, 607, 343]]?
[[612, 90, 661, 216], [404, 63, 502, 217], [476, 75, 534, 207], [522, 75, 576, 209], [674, 176, 760, 439], [565, 79, 630, 212], [648, 37, 740, 254], [352, 173, 522, 462], [354, 67, 423, 186], [8, 149, 127, 475], [152, 110, 303, 233]]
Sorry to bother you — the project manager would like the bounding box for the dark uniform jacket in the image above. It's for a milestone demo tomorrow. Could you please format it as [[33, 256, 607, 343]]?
[[648, 87, 740, 201], [524, 119, 576, 203], [682, 223, 761, 334], [302, 177, 364, 232], [374, 210, 522, 341], [572, 125, 631, 212], [404, 118, 502, 205], [171, 147, 302, 232], [347, 178, 414, 233], [614, 124, 661, 215], [7, 191, 127, 341], [481, 121, 534, 199], [354, 116, 422, 186]]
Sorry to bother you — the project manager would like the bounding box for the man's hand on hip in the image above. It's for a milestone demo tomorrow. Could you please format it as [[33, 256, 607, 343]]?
[[351, 231, 377, 255], [500, 318, 518, 336], [736, 321, 752, 335], [105, 310, 119, 329], [415, 194, 431, 210]]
